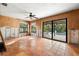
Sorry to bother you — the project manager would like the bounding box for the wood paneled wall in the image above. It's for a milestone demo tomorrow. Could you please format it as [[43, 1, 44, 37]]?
[[0, 9, 79, 44], [0, 16, 22, 28], [30, 9, 79, 43]]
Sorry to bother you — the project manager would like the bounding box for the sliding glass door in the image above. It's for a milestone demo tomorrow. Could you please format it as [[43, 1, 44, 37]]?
[[53, 19, 67, 42], [42, 18, 67, 42], [42, 21, 52, 39]]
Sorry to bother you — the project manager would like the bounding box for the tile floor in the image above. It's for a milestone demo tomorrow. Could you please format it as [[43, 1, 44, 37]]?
[[0, 36, 79, 56]]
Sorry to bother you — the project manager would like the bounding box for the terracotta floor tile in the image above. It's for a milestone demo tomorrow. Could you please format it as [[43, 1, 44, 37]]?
[[0, 36, 79, 56]]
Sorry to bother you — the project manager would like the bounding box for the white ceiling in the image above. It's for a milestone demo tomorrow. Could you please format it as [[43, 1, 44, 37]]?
[[0, 3, 79, 21]]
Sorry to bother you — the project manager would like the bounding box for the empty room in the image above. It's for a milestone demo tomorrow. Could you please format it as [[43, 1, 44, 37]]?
[[0, 3, 79, 56]]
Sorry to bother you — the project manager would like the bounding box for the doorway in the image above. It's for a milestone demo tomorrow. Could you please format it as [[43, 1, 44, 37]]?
[[42, 18, 67, 43], [42, 21, 52, 39]]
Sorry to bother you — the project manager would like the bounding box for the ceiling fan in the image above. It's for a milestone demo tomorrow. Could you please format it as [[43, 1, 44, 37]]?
[[1, 3, 7, 6], [25, 12, 39, 19], [1, 3, 39, 20]]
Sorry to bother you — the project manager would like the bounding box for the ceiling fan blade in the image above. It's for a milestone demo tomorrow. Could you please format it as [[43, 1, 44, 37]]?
[[32, 15, 36, 17], [25, 17, 29, 18], [33, 16, 39, 19], [25, 17, 33, 19], [23, 10, 30, 13]]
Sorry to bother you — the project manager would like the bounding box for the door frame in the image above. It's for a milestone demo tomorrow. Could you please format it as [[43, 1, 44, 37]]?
[[42, 18, 67, 43], [42, 21, 52, 39]]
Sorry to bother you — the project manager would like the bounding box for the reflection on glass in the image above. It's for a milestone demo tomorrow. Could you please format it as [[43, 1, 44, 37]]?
[[53, 20, 66, 42], [43, 21, 52, 39]]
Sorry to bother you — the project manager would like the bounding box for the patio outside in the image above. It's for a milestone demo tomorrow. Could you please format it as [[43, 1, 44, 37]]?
[[43, 20, 66, 42]]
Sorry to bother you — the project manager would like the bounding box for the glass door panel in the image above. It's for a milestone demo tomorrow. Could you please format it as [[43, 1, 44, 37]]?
[[53, 20, 67, 42], [42, 19, 67, 42], [43, 21, 52, 39]]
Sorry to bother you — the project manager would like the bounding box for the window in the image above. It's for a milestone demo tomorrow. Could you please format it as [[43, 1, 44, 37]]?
[[31, 26, 36, 33], [43, 21, 52, 39], [19, 22, 28, 33], [31, 22, 36, 33]]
